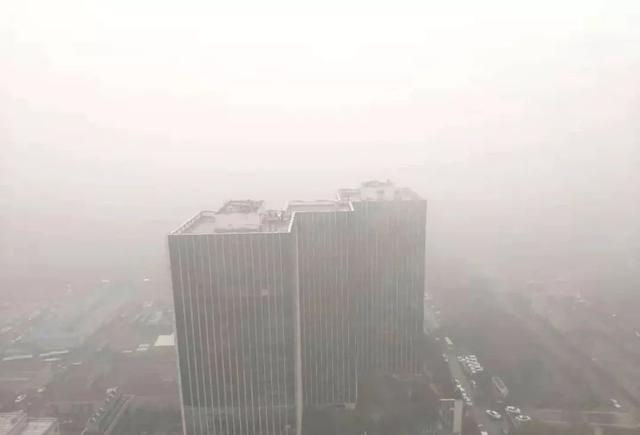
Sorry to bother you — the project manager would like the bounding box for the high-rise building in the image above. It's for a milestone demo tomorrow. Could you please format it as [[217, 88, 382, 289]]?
[[168, 181, 426, 435]]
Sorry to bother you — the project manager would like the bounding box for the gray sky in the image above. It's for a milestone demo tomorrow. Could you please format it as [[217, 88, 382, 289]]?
[[1, 0, 640, 297]]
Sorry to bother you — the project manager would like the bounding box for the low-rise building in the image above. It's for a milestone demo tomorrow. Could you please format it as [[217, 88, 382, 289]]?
[[0, 411, 59, 435], [438, 399, 464, 435]]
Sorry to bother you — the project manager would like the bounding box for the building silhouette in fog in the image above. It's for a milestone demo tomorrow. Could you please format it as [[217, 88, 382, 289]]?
[[168, 181, 426, 435]]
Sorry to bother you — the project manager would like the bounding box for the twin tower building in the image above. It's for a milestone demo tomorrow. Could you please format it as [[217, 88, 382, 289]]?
[[168, 181, 427, 435]]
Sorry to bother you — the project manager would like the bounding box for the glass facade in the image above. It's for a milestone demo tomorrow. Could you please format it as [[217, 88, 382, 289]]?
[[169, 186, 426, 435]]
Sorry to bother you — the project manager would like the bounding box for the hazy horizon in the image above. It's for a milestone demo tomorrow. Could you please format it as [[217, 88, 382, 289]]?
[[2, 0, 639, 299]]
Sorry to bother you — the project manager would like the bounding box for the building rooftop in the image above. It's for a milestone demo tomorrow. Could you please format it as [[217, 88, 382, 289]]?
[[179, 211, 217, 235], [153, 334, 175, 348], [0, 412, 24, 434], [0, 412, 58, 435], [172, 181, 422, 235], [177, 209, 291, 235], [20, 419, 57, 435]]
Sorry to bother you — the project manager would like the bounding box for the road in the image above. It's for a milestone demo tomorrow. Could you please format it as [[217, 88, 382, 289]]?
[[446, 351, 507, 435], [423, 299, 505, 435]]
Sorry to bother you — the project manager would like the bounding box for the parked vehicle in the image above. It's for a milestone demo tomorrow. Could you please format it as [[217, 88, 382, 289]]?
[[505, 405, 521, 415], [486, 410, 502, 420]]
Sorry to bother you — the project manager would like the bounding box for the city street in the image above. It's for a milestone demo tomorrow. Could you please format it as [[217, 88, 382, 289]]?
[[423, 299, 505, 435], [446, 351, 507, 435]]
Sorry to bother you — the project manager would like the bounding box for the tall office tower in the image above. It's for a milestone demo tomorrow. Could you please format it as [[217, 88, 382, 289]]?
[[168, 181, 426, 435]]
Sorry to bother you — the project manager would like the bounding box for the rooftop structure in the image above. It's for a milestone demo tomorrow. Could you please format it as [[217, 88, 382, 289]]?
[[337, 181, 420, 202], [217, 199, 264, 214], [173, 180, 421, 235], [0, 412, 59, 435]]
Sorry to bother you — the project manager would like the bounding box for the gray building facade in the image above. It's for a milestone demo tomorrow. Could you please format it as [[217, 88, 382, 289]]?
[[168, 181, 426, 435]]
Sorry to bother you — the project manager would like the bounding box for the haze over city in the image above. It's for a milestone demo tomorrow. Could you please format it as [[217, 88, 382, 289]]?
[[1, 1, 640, 435]]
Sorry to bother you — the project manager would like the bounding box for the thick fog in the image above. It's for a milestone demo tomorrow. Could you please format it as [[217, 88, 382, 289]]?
[[2, 0, 639, 300]]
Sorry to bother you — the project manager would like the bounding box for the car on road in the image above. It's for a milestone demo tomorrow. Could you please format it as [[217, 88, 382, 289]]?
[[610, 399, 622, 409], [486, 410, 502, 420], [505, 405, 521, 415], [514, 415, 531, 424]]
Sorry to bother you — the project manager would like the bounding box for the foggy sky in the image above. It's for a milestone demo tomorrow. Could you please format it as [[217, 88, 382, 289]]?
[[2, 0, 640, 298]]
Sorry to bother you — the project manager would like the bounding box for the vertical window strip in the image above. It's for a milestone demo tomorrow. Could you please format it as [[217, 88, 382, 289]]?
[[185, 238, 204, 434], [220, 237, 236, 435], [176, 242, 195, 433], [194, 236, 212, 434], [206, 236, 222, 434]]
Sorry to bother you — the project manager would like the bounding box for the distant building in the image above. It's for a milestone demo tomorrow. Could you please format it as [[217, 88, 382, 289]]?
[[0, 411, 59, 435], [22, 283, 131, 352], [81, 388, 133, 435], [168, 181, 427, 434], [111, 335, 179, 407]]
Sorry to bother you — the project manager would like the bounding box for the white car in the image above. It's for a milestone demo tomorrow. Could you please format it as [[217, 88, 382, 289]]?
[[515, 415, 531, 423], [486, 410, 502, 420], [505, 405, 521, 415], [610, 399, 622, 409]]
